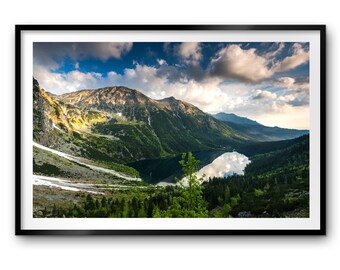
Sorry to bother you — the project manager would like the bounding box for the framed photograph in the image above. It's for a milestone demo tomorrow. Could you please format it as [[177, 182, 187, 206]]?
[[16, 25, 326, 235]]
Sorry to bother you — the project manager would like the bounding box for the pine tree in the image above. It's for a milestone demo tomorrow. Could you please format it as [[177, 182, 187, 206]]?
[[155, 152, 208, 217]]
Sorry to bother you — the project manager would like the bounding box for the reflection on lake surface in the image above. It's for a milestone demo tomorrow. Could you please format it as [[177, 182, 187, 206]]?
[[195, 151, 250, 181], [130, 150, 250, 185]]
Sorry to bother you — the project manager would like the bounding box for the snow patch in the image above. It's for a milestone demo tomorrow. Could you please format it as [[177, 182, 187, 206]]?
[[123, 146, 134, 158], [33, 141, 141, 181], [156, 182, 176, 187], [33, 175, 103, 194], [52, 123, 63, 132]]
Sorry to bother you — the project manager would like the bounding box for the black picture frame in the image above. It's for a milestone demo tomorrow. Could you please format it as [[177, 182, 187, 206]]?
[[15, 24, 326, 235]]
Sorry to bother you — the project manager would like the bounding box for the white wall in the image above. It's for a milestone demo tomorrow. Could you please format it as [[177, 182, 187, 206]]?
[[0, 1, 338, 269]]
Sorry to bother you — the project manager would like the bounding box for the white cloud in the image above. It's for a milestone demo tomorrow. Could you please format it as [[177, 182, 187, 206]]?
[[276, 76, 295, 88], [273, 76, 309, 107], [264, 42, 285, 59], [210, 44, 274, 83], [178, 42, 202, 65], [74, 62, 79, 69], [157, 59, 167, 65], [34, 65, 102, 94], [272, 43, 309, 72], [73, 42, 133, 61], [210, 43, 309, 83], [215, 84, 309, 129], [277, 94, 295, 103], [107, 64, 230, 112], [107, 64, 168, 94], [170, 79, 227, 112], [252, 89, 277, 100], [34, 42, 133, 69], [275, 76, 309, 92]]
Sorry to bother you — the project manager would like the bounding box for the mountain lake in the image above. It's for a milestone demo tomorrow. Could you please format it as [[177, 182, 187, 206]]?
[[129, 150, 251, 185]]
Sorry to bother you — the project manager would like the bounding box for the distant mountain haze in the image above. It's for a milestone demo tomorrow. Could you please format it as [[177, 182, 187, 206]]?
[[213, 112, 308, 142], [213, 112, 262, 126]]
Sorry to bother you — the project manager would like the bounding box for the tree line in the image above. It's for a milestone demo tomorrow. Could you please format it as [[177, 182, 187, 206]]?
[[43, 135, 309, 218]]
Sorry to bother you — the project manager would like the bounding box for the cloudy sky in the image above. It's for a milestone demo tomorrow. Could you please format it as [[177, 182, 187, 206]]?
[[33, 41, 310, 129]]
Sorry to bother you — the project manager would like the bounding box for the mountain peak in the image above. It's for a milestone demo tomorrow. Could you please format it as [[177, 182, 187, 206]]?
[[160, 96, 177, 102]]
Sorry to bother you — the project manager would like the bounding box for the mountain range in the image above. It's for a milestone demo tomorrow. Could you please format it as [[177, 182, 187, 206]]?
[[212, 112, 308, 142], [33, 78, 308, 165]]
